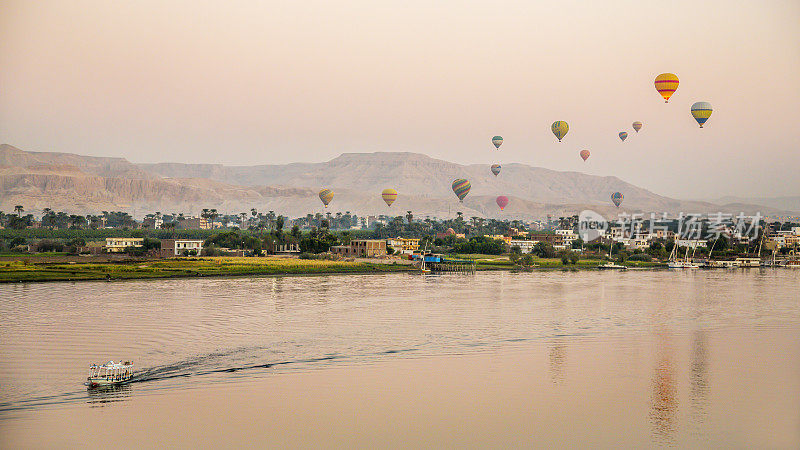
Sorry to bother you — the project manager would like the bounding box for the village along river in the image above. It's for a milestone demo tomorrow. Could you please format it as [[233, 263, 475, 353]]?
[[1, 269, 799, 446]]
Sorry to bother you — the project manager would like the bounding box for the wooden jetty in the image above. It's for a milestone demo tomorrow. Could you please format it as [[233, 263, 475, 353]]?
[[422, 255, 476, 274]]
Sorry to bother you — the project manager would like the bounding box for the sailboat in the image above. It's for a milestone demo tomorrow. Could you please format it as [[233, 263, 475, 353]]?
[[599, 241, 627, 270], [667, 241, 684, 268], [668, 241, 699, 269]]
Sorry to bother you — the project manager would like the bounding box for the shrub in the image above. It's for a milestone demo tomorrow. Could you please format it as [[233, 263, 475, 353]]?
[[532, 242, 556, 258], [628, 253, 652, 262]]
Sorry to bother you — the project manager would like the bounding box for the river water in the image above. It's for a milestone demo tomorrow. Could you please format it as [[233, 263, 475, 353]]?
[[1, 269, 799, 447]]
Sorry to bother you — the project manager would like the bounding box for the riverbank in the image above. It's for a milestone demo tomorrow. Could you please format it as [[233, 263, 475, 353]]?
[[471, 256, 666, 270], [0, 256, 417, 283], [0, 254, 669, 283]]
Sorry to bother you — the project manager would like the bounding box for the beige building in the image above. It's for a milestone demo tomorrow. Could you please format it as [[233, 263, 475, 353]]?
[[105, 237, 144, 253], [176, 217, 211, 230], [330, 239, 387, 257]]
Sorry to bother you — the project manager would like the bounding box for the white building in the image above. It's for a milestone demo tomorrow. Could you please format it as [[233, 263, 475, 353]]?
[[509, 239, 537, 253], [555, 229, 578, 247], [676, 239, 708, 248], [160, 239, 204, 256]]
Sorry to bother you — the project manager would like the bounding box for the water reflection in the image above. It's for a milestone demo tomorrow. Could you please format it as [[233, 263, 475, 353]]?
[[650, 331, 678, 443], [690, 330, 709, 438], [548, 340, 566, 383], [86, 384, 132, 407]]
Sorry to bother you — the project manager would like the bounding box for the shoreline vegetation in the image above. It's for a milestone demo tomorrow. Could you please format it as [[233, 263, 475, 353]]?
[[0, 255, 666, 284]]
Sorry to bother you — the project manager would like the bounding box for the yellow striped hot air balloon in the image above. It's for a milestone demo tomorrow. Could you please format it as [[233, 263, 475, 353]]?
[[319, 189, 334, 208], [691, 102, 713, 128], [654, 73, 679, 103], [551, 121, 569, 142], [632, 121, 642, 132], [381, 188, 398, 207]]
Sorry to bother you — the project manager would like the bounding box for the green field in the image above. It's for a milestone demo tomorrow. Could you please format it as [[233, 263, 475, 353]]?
[[0, 256, 416, 283]]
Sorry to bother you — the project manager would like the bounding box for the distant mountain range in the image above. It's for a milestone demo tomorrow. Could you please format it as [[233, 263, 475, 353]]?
[[1, 144, 795, 219]]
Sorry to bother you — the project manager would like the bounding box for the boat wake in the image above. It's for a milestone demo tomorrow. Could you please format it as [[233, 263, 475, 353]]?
[[0, 346, 420, 413]]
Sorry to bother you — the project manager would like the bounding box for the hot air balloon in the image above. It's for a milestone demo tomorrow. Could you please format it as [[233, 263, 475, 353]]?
[[654, 73, 679, 103], [492, 136, 503, 149], [496, 196, 509, 211], [551, 121, 569, 142], [632, 121, 642, 132], [690, 102, 713, 128], [452, 179, 471, 203], [381, 188, 398, 207], [490, 164, 501, 176], [319, 189, 334, 208], [611, 192, 623, 208], [580, 150, 590, 161], [619, 131, 628, 142]]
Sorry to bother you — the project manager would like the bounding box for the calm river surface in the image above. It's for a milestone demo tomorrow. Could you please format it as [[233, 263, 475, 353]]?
[[1, 269, 799, 447]]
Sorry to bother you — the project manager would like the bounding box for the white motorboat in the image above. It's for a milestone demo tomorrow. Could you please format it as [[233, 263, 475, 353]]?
[[85, 361, 134, 387], [598, 262, 627, 270]]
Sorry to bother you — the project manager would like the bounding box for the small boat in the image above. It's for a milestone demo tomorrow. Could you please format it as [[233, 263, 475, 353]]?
[[599, 242, 626, 270], [85, 361, 134, 387], [598, 262, 627, 270]]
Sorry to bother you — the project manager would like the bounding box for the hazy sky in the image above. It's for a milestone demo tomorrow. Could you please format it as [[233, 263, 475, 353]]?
[[2, 0, 798, 199]]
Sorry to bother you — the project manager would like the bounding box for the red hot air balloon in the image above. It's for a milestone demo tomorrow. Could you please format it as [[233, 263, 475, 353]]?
[[496, 196, 509, 211], [580, 150, 590, 161]]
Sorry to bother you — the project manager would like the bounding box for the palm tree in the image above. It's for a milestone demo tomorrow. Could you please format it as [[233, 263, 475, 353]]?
[[240, 212, 247, 228], [14, 205, 24, 217], [406, 210, 413, 224]]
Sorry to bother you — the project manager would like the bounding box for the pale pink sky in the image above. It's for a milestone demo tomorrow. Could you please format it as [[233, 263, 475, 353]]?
[[1, 0, 798, 198]]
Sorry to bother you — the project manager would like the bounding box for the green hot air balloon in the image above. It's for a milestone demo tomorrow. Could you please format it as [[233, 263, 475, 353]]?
[[452, 179, 471, 203], [492, 136, 503, 149], [552, 121, 569, 142]]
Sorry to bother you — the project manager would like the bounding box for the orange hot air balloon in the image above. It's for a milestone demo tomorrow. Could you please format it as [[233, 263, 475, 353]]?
[[654, 73, 679, 103], [580, 150, 590, 161]]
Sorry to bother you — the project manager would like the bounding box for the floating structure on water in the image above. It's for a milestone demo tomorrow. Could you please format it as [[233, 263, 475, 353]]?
[[85, 361, 134, 387], [413, 254, 476, 273]]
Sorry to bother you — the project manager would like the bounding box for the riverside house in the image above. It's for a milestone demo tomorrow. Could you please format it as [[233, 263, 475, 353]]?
[[105, 237, 144, 253], [330, 239, 387, 257], [160, 239, 204, 257], [386, 237, 420, 255]]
